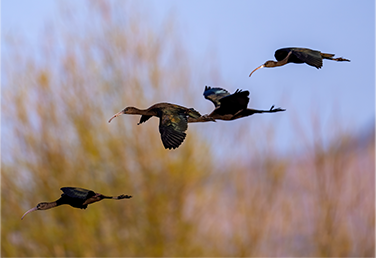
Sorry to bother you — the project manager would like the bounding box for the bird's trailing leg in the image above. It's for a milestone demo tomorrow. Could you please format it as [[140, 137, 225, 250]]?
[[115, 194, 132, 199], [250, 105, 286, 114], [240, 105, 286, 117], [267, 105, 286, 113], [322, 53, 350, 62], [100, 194, 132, 200], [331, 57, 350, 62]]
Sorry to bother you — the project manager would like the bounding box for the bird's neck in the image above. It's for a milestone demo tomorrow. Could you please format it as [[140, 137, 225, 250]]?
[[266, 58, 289, 68], [44, 201, 59, 210], [126, 107, 153, 116], [274, 59, 289, 67]]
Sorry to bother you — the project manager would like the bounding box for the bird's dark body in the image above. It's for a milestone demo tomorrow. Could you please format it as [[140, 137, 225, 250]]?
[[137, 103, 200, 149], [275, 47, 327, 68], [56, 195, 88, 209], [56, 187, 96, 209], [215, 90, 249, 115], [204, 87, 250, 116], [138, 103, 199, 127]]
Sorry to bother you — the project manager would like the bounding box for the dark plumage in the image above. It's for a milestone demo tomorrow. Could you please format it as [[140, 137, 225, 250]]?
[[108, 102, 201, 149], [188, 86, 285, 122], [21, 187, 132, 220], [249, 47, 350, 77]]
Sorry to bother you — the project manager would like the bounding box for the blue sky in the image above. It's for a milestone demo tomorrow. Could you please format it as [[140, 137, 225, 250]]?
[[2, 0, 375, 154]]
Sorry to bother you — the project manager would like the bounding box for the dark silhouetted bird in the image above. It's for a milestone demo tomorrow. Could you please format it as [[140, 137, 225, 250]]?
[[21, 187, 132, 220], [108, 103, 202, 149], [188, 86, 285, 122], [249, 47, 350, 77]]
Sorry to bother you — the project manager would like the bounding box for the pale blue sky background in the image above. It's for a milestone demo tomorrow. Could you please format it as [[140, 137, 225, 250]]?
[[2, 0, 375, 154]]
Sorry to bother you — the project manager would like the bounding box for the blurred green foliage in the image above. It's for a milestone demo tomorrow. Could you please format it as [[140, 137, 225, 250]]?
[[2, 1, 374, 257]]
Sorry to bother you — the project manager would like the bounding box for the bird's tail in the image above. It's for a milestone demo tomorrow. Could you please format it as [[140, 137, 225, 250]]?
[[321, 53, 335, 59]]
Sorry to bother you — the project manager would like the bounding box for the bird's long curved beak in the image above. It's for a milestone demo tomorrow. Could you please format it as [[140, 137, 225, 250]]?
[[108, 110, 124, 123], [249, 64, 265, 77], [21, 207, 38, 220]]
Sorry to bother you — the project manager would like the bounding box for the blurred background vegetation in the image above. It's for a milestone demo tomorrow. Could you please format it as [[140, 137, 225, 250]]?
[[2, 1, 374, 257]]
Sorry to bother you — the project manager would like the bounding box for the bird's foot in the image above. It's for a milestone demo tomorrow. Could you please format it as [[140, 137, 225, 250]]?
[[334, 57, 350, 62], [117, 194, 132, 199], [270, 105, 286, 112]]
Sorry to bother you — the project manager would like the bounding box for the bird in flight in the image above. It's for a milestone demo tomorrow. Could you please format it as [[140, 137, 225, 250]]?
[[188, 86, 285, 122], [249, 47, 350, 77], [109, 102, 203, 150], [21, 187, 132, 220]]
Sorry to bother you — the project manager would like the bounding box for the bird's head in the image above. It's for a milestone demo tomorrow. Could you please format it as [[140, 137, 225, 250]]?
[[263, 60, 277, 67], [121, 107, 133, 114], [36, 202, 51, 210], [249, 60, 277, 77], [21, 202, 51, 220]]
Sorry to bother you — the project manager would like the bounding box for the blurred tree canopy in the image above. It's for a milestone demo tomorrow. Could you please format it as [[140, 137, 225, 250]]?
[[1, 1, 374, 257]]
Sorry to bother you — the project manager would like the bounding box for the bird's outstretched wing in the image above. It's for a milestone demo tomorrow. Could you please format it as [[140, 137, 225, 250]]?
[[292, 48, 324, 68], [61, 187, 95, 200], [203, 86, 230, 107], [215, 89, 250, 115], [158, 111, 191, 150], [159, 125, 186, 150]]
